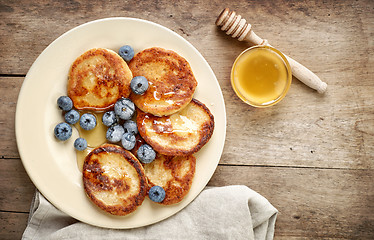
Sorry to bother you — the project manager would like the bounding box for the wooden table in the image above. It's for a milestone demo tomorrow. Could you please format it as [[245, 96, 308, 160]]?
[[1, 0, 373, 239]]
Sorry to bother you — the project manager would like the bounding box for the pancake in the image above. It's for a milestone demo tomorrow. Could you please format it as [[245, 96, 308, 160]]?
[[82, 144, 147, 216], [144, 154, 196, 205], [128, 47, 197, 116], [137, 98, 214, 156], [68, 48, 133, 111]]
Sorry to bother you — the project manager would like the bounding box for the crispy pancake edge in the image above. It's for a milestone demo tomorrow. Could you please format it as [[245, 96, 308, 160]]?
[[83, 144, 147, 216], [68, 48, 133, 111], [129, 47, 197, 116], [146, 154, 196, 205]]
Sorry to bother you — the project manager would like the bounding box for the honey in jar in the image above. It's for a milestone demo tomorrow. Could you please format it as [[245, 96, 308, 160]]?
[[231, 45, 292, 107]]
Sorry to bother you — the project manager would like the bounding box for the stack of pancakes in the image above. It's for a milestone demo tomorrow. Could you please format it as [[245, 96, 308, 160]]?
[[68, 47, 214, 216]]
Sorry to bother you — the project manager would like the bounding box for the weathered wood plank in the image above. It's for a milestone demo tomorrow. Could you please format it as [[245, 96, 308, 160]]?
[[0, 211, 29, 240], [0, 0, 373, 78], [209, 165, 374, 239], [0, 158, 34, 213], [1, 1, 374, 239], [1, 159, 373, 239], [3, 76, 373, 169], [221, 82, 374, 169], [0, 77, 23, 159]]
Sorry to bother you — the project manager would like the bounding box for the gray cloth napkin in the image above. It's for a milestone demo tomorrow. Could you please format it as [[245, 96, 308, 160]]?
[[22, 185, 278, 240]]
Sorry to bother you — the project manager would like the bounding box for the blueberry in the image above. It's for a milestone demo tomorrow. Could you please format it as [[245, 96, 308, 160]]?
[[123, 120, 138, 135], [130, 76, 149, 95], [102, 110, 117, 127], [74, 138, 87, 151], [118, 45, 135, 62], [137, 144, 156, 163], [106, 124, 125, 143], [121, 133, 136, 150], [54, 122, 72, 141], [57, 96, 73, 111], [114, 98, 135, 120], [64, 109, 80, 124], [80, 113, 97, 130], [148, 186, 166, 203]]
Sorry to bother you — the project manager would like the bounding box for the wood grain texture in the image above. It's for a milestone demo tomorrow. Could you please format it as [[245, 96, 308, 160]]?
[[1, 0, 373, 76], [0, 211, 29, 240], [0, 160, 373, 239], [0, 77, 22, 159], [0, 158, 34, 213], [0, 0, 373, 168], [209, 165, 374, 239], [2, 78, 373, 169], [1, 0, 373, 239]]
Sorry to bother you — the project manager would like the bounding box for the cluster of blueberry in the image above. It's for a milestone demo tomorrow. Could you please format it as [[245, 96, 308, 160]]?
[[103, 97, 156, 164], [103, 97, 165, 202], [54, 96, 89, 151], [54, 45, 166, 203], [54, 97, 155, 161]]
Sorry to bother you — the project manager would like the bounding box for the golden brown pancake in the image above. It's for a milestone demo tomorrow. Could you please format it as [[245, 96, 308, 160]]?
[[144, 154, 196, 205], [82, 144, 147, 216], [128, 47, 197, 116], [137, 98, 214, 156], [68, 48, 133, 111]]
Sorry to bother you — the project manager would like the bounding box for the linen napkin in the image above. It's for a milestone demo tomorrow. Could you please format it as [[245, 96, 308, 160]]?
[[22, 185, 278, 240]]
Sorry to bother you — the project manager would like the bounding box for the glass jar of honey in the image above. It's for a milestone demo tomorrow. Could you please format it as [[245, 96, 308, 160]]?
[[231, 45, 292, 107]]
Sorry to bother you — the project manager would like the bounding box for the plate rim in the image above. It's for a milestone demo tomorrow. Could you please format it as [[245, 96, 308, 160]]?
[[15, 17, 227, 228]]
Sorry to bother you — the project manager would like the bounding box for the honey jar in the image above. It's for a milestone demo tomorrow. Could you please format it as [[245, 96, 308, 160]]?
[[231, 45, 292, 107]]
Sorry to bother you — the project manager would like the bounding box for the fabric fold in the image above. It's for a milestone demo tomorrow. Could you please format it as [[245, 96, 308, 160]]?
[[22, 185, 277, 240]]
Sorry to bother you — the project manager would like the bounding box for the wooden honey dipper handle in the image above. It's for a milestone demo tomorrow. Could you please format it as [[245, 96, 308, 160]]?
[[216, 8, 327, 94]]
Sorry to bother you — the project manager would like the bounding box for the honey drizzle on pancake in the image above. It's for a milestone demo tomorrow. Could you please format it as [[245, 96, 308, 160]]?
[[143, 81, 179, 108], [82, 144, 147, 216], [140, 106, 199, 136], [136, 99, 215, 156], [128, 47, 197, 116]]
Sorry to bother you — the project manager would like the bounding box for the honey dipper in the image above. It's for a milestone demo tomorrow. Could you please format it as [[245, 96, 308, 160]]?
[[216, 8, 327, 93]]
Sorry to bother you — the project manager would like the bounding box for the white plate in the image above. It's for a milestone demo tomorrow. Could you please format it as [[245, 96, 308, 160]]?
[[16, 17, 226, 229]]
